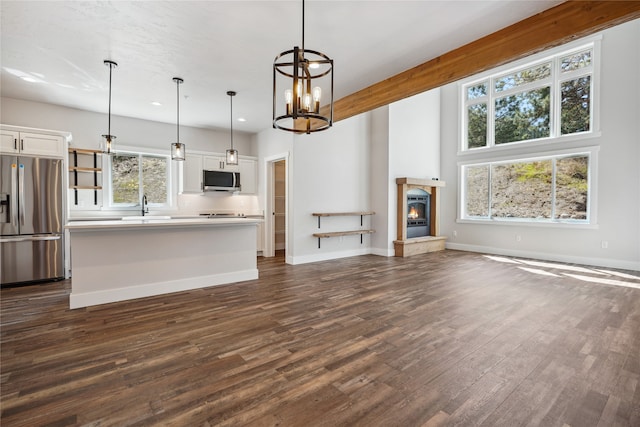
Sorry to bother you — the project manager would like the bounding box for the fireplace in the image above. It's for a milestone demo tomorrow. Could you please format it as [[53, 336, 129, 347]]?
[[407, 188, 430, 238], [394, 178, 446, 257]]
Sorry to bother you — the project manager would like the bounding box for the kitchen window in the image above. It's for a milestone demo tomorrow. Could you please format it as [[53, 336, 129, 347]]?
[[108, 152, 170, 208], [462, 43, 597, 151]]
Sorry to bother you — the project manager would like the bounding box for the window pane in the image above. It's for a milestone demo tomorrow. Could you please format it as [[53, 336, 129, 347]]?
[[467, 82, 487, 100], [142, 156, 167, 204], [495, 63, 551, 92], [491, 160, 552, 219], [465, 165, 489, 217], [495, 87, 550, 144], [555, 156, 588, 220], [467, 103, 487, 149], [560, 50, 592, 72], [561, 76, 591, 135], [112, 154, 139, 204]]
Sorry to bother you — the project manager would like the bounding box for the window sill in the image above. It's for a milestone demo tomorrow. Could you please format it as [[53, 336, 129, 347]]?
[[456, 218, 599, 230]]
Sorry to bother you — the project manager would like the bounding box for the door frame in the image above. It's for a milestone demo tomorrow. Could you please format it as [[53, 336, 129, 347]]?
[[264, 153, 289, 258]]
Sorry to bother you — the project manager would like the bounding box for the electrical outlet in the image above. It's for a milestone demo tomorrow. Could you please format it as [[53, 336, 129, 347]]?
[[452, 230, 457, 237], [516, 234, 522, 242], [601, 240, 608, 249]]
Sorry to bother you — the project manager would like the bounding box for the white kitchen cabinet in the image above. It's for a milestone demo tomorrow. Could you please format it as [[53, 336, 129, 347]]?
[[203, 155, 239, 172], [0, 128, 64, 157], [239, 158, 257, 194], [181, 154, 204, 193]]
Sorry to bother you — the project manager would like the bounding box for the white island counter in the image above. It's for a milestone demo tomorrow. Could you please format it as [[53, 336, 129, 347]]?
[[66, 217, 261, 309]]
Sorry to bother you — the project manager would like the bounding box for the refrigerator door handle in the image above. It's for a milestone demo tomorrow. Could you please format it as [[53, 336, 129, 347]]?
[[18, 163, 25, 227], [0, 235, 61, 243], [11, 163, 18, 227]]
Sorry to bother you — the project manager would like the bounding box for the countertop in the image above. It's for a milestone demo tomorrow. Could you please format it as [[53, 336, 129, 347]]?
[[66, 217, 263, 231]]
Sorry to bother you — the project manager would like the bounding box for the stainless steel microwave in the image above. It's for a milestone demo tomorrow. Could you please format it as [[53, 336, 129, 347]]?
[[203, 170, 241, 192]]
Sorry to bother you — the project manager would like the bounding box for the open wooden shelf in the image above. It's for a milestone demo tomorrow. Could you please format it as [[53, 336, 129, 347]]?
[[69, 148, 102, 205], [69, 166, 102, 172], [311, 211, 375, 248]]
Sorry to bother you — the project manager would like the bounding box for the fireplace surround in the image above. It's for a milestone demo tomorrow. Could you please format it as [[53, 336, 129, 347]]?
[[394, 177, 446, 257]]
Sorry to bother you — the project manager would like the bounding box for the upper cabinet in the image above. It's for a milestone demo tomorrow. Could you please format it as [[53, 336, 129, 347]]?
[[203, 155, 239, 172], [0, 128, 65, 158], [239, 158, 257, 194], [181, 154, 204, 193], [181, 152, 257, 195]]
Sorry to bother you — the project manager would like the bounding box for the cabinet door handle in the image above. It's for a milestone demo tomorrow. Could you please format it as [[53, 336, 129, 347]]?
[[14, 138, 17, 150], [20, 139, 24, 150], [220, 161, 224, 169]]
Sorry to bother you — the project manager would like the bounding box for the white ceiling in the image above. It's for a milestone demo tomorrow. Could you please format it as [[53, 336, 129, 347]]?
[[0, 1, 563, 134]]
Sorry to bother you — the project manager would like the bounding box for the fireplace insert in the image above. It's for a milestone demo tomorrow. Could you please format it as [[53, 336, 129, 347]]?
[[407, 188, 430, 238]]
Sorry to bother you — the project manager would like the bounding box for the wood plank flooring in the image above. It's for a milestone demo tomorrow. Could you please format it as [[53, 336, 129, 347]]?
[[2, 250, 639, 426]]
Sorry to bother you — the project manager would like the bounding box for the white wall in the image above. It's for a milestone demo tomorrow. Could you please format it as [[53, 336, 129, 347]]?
[[387, 89, 441, 251], [439, 19, 640, 270], [1, 97, 260, 216], [1, 97, 254, 155]]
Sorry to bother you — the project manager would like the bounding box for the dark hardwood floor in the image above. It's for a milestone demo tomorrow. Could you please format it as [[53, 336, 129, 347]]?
[[2, 250, 639, 426]]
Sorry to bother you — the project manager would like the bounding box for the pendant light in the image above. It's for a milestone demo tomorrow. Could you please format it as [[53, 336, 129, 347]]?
[[273, 0, 333, 134], [101, 60, 117, 154], [171, 77, 185, 161], [226, 91, 238, 165]]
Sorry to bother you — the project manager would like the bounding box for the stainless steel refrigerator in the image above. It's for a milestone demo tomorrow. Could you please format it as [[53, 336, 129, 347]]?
[[1, 155, 64, 285]]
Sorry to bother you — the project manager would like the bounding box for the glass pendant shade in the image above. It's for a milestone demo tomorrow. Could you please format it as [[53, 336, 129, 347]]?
[[226, 148, 238, 165], [273, 0, 333, 134], [171, 77, 185, 161], [171, 142, 185, 161]]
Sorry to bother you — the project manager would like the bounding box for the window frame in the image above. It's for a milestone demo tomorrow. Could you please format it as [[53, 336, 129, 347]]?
[[458, 146, 599, 228], [105, 146, 177, 211], [460, 39, 600, 154]]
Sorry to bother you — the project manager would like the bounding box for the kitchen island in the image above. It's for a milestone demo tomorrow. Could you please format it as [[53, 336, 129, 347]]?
[[66, 217, 261, 309]]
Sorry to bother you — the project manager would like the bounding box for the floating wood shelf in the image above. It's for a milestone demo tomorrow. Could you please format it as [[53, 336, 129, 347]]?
[[70, 185, 103, 190], [313, 230, 376, 238], [69, 166, 102, 172], [68, 148, 102, 154], [312, 211, 375, 228], [311, 211, 375, 248]]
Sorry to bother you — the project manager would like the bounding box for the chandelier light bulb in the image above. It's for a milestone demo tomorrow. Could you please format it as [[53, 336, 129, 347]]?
[[302, 93, 312, 112]]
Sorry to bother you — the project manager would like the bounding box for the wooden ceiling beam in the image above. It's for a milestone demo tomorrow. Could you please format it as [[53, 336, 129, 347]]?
[[333, 1, 640, 123]]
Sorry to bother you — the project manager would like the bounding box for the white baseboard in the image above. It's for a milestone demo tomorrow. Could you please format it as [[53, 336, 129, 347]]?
[[370, 247, 395, 257], [290, 248, 372, 265], [69, 269, 259, 309], [445, 242, 640, 271]]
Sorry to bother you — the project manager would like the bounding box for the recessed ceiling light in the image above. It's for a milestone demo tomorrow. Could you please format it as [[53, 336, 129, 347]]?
[[151, 101, 162, 106], [237, 117, 246, 122]]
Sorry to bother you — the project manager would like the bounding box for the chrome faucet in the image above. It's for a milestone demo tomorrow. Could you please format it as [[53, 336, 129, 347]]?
[[141, 194, 148, 216]]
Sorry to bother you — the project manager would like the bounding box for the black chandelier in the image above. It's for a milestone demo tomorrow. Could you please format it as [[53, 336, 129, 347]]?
[[101, 59, 117, 154], [273, 0, 333, 134]]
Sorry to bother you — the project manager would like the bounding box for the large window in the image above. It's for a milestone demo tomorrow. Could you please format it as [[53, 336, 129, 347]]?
[[462, 151, 595, 223], [460, 40, 598, 226], [109, 152, 170, 207], [464, 44, 595, 151]]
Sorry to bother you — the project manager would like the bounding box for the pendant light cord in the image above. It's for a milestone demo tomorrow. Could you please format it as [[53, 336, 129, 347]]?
[[108, 63, 113, 136], [301, 0, 305, 51], [176, 80, 180, 143], [230, 93, 233, 150]]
